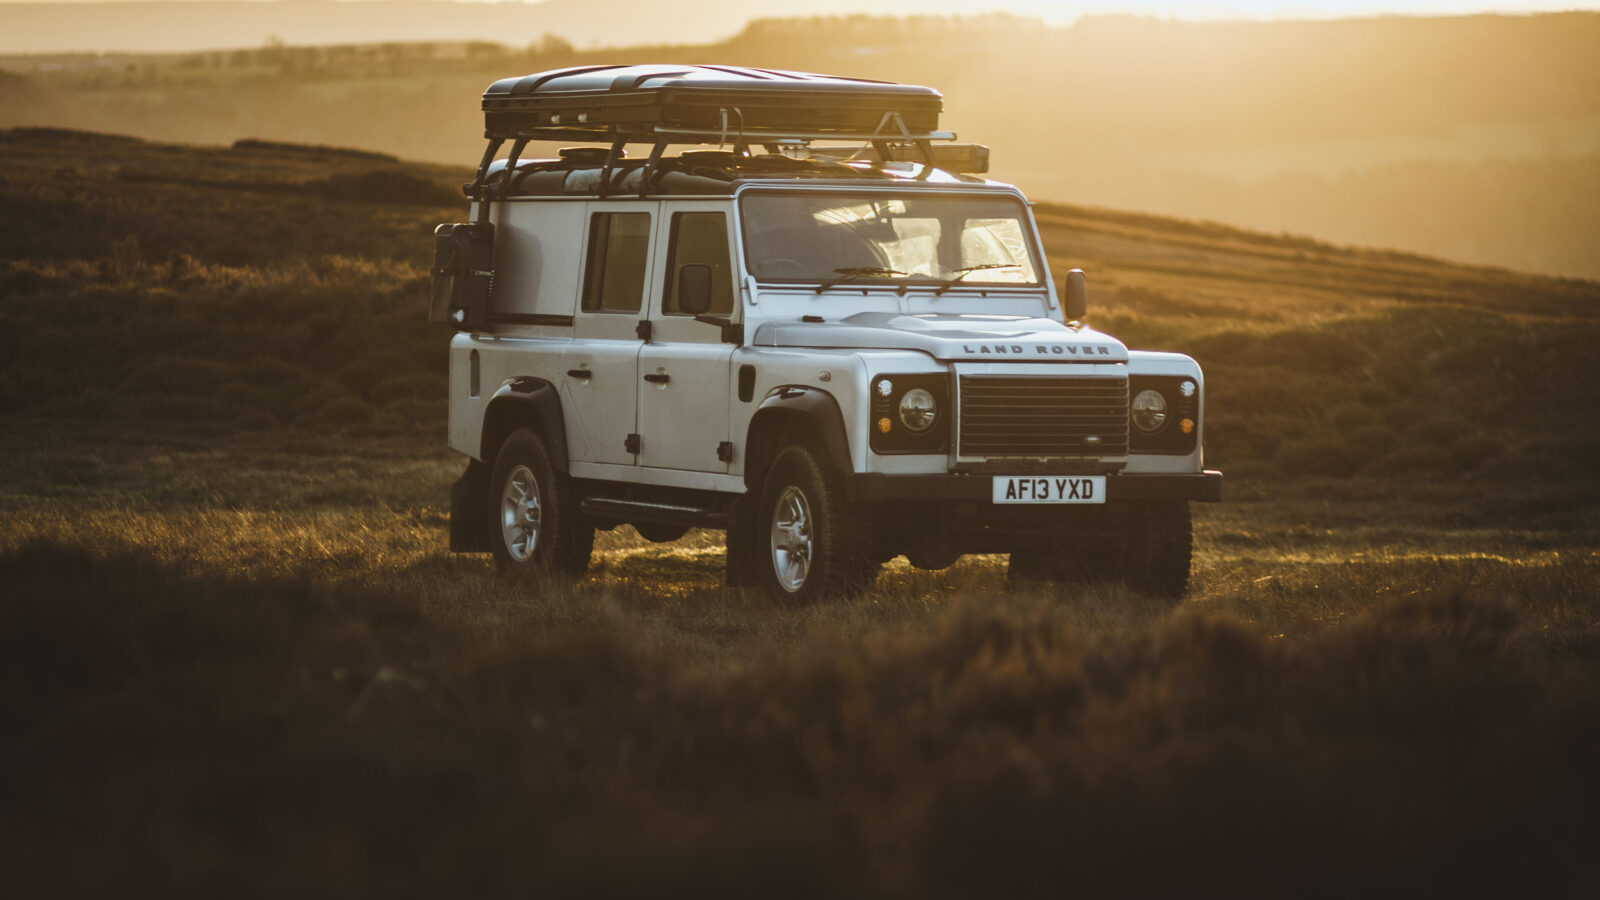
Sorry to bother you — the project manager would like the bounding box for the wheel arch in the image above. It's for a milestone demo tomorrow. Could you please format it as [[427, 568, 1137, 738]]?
[[481, 377, 569, 472], [743, 387, 852, 488]]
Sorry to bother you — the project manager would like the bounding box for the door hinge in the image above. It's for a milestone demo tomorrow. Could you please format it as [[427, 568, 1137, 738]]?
[[625, 433, 641, 455], [717, 441, 734, 463], [635, 320, 653, 341]]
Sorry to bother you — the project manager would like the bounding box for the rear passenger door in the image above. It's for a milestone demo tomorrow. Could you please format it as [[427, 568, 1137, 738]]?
[[562, 201, 658, 467], [637, 205, 739, 474]]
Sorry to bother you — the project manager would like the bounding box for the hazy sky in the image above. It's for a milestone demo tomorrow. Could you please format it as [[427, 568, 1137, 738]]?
[[7, 0, 1599, 15]]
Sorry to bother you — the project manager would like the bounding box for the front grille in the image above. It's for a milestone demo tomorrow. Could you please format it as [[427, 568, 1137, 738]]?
[[959, 375, 1129, 458]]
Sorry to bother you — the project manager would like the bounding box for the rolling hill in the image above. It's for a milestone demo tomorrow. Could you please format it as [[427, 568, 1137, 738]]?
[[1, 127, 1597, 897], [3, 12, 1597, 281]]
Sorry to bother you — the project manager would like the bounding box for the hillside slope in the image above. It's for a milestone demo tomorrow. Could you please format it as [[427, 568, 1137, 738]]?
[[2, 128, 1598, 898], [2, 126, 1596, 494], [4, 13, 1597, 278]]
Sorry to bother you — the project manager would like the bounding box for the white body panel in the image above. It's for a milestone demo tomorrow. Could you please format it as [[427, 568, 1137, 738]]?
[[490, 201, 584, 317], [637, 201, 738, 473], [638, 341, 735, 472], [446, 181, 1211, 493], [561, 338, 639, 466]]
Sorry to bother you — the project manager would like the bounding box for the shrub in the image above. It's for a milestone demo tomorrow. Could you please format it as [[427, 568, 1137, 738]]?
[[1413, 415, 1478, 447], [304, 170, 461, 207], [1273, 436, 1366, 477], [1448, 434, 1504, 474], [1350, 424, 1401, 458], [1204, 411, 1281, 463], [129, 393, 235, 424], [119, 357, 234, 397], [309, 395, 379, 426], [1367, 446, 1436, 476]]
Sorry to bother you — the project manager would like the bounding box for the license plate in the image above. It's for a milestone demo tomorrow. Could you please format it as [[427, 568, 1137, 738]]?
[[992, 475, 1106, 505]]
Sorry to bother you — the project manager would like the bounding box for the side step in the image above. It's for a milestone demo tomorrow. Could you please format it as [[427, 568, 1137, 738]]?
[[580, 497, 730, 530]]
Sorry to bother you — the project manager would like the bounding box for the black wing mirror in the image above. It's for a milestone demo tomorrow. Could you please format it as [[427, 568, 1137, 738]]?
[[678, 264, 713, 316], [1062, 268, 1088, 322]]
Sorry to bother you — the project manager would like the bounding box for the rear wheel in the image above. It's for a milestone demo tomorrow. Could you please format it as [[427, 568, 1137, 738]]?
[[751, 445, 874, 604], [487, 429, 594, 577]]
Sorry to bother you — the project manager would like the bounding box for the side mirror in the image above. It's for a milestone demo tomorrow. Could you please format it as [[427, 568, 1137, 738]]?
[[1062, 268, 1088, 322], [677, 264, 713, 316]]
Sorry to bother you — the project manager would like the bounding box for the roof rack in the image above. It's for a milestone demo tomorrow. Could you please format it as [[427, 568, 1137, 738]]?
[[466, 64, 958, 210]]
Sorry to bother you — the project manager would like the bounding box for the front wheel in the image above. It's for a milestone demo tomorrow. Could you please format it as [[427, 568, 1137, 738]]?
[[487, 429, 594, 577], [751, 445, 873, 604], [1123, 499, 1192, 599]]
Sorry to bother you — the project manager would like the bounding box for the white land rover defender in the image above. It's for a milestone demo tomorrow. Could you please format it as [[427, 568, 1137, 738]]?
[[432, 65, 1222, 603]]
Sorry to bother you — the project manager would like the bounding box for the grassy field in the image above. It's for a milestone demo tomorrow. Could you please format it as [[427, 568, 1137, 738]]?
[[2, 128, 1598, 896]]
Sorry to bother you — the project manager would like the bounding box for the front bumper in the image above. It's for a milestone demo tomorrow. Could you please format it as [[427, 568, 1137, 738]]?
[[848, 469, 1223, 503]]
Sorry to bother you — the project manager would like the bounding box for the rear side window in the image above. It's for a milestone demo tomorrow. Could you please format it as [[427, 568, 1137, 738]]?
[[581, 212, 651, 312], [663, 212, 735, 316]]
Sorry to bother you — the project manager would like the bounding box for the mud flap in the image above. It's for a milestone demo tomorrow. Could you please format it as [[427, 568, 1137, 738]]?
[[449, 459, 492, 553], [724, 493, 761, 588]]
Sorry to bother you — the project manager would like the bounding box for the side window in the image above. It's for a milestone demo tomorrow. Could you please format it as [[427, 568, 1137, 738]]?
[[581, 212, 651, 313], [663, 212, 735, 316]]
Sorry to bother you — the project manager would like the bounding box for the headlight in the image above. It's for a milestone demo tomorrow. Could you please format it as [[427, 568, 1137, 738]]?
[[1132, 389, 1168, 433], [898, 387, 938, 433]]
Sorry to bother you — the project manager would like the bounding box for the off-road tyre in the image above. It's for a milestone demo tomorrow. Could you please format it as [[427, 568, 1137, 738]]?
[[1122, 499, 1192, 599], [487, 428, 594, 577], [750, 444, 875, 604]]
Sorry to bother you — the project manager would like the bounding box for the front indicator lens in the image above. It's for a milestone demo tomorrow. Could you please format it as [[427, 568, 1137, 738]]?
[[877, 417, 893, 434], [1180, 418, 1195, 434], [1132, 389, 1168, 433], [898, 388, 938, 433]]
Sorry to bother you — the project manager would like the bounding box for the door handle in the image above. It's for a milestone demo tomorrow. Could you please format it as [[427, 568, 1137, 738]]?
[[643, 373, 671, 384], [567, 369, 592, 379]]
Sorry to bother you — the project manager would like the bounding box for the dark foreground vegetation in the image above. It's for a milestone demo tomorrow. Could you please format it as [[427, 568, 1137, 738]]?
[[3, 540, 1596, 897], [2, 129, 1598, 895]]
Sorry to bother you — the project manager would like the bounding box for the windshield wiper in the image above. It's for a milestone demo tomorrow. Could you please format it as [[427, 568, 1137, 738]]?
[[814, 266, 910, 294], [932, 263, 1022, 296]]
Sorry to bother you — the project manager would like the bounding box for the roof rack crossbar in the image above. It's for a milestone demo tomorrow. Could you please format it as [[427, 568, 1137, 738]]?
[[649, 125, 956, 144]]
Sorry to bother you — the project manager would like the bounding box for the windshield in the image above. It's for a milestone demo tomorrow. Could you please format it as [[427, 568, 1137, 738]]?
[[739, 191, 1043, 287]]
